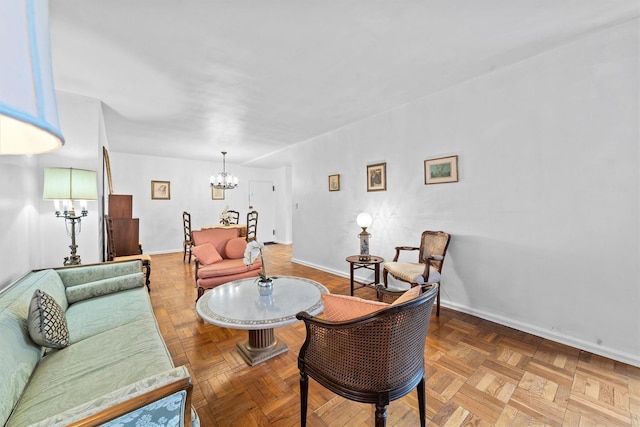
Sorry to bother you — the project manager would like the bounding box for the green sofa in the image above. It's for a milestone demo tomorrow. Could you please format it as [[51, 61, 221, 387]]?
[[0, 260, 199, 427]]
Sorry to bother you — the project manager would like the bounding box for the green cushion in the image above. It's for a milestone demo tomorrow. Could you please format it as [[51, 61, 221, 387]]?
[[65, 273, 144, 304], [5, 318, 174, 427], [66, 287, 155, 344], [0, 270, 67, 427], [56, 261, 142, 288]]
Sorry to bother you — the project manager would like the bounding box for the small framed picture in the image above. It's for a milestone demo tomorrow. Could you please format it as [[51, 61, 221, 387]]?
[[424, 155, 458, 185], [328, 174, 340, 191], [151, 180, 170, 200], [212, 187, 225, 200], [367, 162, 386, 192]]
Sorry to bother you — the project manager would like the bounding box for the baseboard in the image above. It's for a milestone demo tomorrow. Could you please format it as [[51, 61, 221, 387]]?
[[444, 301, 640, 368], [292, 257, 640, 368]]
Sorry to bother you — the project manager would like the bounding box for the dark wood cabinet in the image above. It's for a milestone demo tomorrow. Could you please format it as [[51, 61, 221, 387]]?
[[108, 194, 141, 256]]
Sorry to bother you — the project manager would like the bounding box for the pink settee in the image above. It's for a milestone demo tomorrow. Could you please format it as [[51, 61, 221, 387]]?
[[191, 228, 261, 299]]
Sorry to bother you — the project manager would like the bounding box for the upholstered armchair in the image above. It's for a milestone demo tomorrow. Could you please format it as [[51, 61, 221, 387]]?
[[383, 230, 450, 315], [296, 284, 438, 427]]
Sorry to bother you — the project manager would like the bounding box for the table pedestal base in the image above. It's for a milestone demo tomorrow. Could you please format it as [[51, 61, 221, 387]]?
[[236, 328, 288, 366]]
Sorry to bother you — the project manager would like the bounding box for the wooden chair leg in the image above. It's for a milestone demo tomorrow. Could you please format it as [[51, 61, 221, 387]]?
[[382, 268, 389, 288], [374, 402, 388, 427], [300, 372, 308, 427], [417, 376, 426, 427], [144, 260, 151, 292], [436, 285, 440, 316], [196, 286, 204, 301]]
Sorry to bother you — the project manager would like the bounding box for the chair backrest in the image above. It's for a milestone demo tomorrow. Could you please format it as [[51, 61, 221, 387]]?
[[226, 210, 240, 225], [246, 210, 258, 241], [183, 211, 192, 242], [419, 230, 451, 273], [299, 284, 438, 394], [105, 215, 116, 261]]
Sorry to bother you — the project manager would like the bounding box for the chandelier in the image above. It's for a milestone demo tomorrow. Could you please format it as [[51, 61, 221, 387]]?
[[210, 151, 238, 189]]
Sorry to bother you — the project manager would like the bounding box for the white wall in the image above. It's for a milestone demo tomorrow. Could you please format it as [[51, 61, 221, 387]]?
[[0, 156, 40, 289], [108, 152, 291, 253], [291, 20, 639, 366]]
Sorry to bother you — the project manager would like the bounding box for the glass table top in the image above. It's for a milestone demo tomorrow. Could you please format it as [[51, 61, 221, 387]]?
[[196, 276, 329, 330]]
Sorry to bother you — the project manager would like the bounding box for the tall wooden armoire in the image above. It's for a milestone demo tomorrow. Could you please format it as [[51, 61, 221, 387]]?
[[108, 194, 141, 256]]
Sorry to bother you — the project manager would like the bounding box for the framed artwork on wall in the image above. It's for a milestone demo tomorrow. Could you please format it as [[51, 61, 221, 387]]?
[[151, 180, 170, 200], [367, 162, 386, 192], [424, 155, 458, 185], [212, 187, 225, 200], [328, 174, 340, 191]]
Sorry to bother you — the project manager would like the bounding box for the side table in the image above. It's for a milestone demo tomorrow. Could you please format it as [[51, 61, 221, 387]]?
[[345, 255, 384, 296]]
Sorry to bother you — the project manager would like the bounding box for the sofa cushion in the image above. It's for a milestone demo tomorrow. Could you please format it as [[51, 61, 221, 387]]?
[[191, 228, 239, 258], [65, 273, 144, 304], [320, 294, 388, 321], [27, 289, 69, 349], [5, 317, 175, 427], [225, 237, 247, 259], [0, 270, 66, 426], [66, 287, 156, 344], [197, 258, 261, 279], [192, 243, 223, 266], [56, 261, 142, 289]]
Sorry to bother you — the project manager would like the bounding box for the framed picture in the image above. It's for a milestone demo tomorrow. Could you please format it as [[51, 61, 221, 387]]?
[[212, 187, 225, 200], [424, 155, 458, 185], [367, 162, 386, 192], [151, 180, 170, 200], [328, 174, 340, 191]]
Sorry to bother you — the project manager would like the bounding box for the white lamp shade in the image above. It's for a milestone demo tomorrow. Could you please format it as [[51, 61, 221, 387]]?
[[0, 0, 64, 155], [356, 212, 372, 228], [43, 168, 98, 200]]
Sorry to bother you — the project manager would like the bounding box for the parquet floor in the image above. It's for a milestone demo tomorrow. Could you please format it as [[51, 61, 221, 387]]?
[[148, 245, 640, 426]]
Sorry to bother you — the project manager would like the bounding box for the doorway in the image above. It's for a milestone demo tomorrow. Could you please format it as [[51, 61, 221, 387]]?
[[248, 180, 275, 243]]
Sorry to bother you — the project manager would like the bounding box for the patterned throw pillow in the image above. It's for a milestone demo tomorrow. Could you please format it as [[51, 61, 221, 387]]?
[[28, 289, 70, 349]]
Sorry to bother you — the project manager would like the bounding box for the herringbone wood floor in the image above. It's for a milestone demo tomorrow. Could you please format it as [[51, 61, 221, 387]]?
[[148, 245, 640, 426]]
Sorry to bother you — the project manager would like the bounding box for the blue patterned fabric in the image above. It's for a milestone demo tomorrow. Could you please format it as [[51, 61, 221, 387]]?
[[103, 391, 186, 427]]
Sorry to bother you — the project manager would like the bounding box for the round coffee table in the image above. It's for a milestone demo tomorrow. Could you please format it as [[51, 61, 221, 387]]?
[[196, 276, 328, 366]]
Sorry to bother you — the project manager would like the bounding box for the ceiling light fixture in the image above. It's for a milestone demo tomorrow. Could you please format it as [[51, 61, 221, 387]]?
[[210, 151, 238, 190]]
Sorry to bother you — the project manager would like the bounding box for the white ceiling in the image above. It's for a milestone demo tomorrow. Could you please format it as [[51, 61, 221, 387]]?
[[49, 1, 638, 168]]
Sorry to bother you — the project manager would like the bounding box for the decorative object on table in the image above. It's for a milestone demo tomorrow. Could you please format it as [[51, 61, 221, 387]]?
[[328, 174, 340, 191], [151, 180, 170, 199], [210, 151, 238, 190], [0, 1, 64, 155], [366, 162, 386, 192], [243, 240, 274, 296], [220, 206, 233, 225], [246, 210, 258, 241], [383, 230, 451, 316], [211, 187, 225, 200], [424, 155, 458, 185], [43, 168, 98, 266], [356, 212, 372, 261]]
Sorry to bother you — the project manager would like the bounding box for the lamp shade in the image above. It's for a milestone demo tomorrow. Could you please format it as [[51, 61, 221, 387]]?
[[0, 0, 64, 155], [43, 168, 97, 200], [356, 212, 372, 229]]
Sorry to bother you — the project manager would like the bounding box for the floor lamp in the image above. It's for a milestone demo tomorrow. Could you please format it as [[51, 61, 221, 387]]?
[[43, 168, 98, 266]]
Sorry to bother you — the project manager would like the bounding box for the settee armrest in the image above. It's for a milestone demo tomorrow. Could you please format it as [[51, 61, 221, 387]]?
[[29, 366, 195, 427]]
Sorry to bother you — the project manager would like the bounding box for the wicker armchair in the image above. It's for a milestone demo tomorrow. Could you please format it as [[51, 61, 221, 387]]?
[[383, 230, 450, 315], [296, 284, 438, 427]]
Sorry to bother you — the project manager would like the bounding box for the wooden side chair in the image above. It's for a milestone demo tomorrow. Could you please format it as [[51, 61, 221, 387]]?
[[226, 210, 240, 225], [382, 230, 450, 315], [105, 215, 151, 290], [183, 211, 193, 263], [246, 210, 258, 241], [297, 284, 439, 427]]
